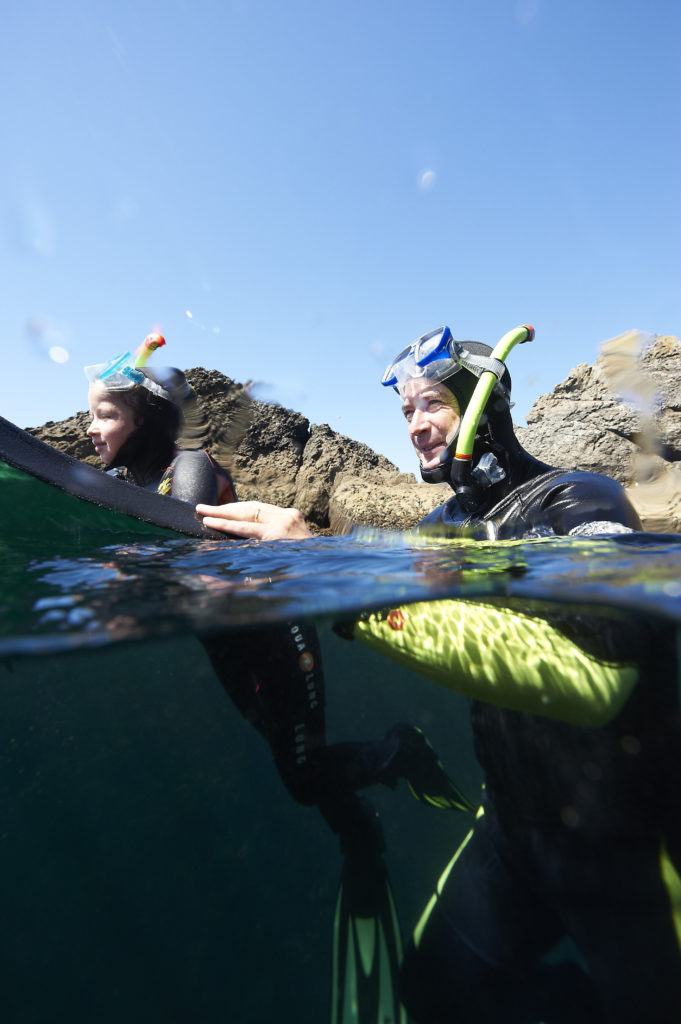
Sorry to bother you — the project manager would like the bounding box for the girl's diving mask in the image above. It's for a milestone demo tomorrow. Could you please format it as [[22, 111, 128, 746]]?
[[83, 334, 182, 402], [381, 325, 508, 396]]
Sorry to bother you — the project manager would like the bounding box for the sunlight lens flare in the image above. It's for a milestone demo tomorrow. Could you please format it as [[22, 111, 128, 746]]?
[[49, 345, 70, 364], [26, 317, 71, 363]]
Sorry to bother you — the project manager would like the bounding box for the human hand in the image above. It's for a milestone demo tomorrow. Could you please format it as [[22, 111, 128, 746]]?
[[196, 500, 313, 541]]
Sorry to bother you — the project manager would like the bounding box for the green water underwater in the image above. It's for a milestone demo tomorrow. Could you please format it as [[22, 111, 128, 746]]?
[[3, 528, 681, 1021], [0, 624, 480, 1023]]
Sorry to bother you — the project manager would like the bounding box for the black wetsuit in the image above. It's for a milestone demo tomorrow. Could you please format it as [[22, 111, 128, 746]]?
[[109, 448, 232, 505], [400, 462, 681, 1023], [418, 465, 642, 539]]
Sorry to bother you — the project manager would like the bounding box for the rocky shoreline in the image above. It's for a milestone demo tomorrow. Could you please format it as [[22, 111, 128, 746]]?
[[28, 333, 681, 533]]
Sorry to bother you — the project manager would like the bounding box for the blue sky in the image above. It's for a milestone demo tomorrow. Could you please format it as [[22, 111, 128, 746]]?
[[2, 0, 679, 473]]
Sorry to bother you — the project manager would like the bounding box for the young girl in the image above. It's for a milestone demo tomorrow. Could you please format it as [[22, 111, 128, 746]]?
[[86, 336, 235, 504]]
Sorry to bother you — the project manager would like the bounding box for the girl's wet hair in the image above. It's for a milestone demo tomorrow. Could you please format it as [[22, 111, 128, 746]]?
[[108, 371, 185, 481]]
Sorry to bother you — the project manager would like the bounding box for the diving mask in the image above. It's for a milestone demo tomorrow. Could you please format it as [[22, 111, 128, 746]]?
[[84, 334, 176, 401], [381, 325, 508, 396]]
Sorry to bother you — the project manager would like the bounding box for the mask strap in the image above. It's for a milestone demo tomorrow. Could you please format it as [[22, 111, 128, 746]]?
[[455, 346, 508, 384]]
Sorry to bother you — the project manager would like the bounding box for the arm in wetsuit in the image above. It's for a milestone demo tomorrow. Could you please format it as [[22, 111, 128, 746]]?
[[158, 450, 219, 505]]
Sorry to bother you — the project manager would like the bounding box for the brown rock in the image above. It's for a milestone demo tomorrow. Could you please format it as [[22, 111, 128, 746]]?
[[517, 333, 681, 531], [329, 475, 451, 534], [29, 411, 99, 466], [294, 423, 399, 525]]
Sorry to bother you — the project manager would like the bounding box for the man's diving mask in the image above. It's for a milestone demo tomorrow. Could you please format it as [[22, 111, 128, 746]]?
[[381, 325, 508, 399]]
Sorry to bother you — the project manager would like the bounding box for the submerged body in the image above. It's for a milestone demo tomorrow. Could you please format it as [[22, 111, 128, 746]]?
[[384, 468, 681, 1023]]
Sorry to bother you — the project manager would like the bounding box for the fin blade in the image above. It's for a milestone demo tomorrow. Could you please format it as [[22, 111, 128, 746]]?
[[331, 854, 406, 1023]]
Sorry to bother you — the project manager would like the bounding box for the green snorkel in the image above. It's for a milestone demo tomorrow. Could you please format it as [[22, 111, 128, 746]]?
[[450, 323, 534, 510]]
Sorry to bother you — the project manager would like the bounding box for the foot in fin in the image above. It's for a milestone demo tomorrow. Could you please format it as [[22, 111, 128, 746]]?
[[382, 723, 475, 813], [331, 839, 406, 1024]]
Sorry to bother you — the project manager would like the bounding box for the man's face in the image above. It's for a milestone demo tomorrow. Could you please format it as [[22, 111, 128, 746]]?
[[401, 378, 461, 471]]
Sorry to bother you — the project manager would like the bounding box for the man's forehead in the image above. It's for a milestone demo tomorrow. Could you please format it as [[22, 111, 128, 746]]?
[[401, 379, 452, 403]]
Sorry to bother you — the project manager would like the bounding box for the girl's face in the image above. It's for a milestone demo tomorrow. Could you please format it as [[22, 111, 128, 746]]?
[[87, 381, 139, 464]]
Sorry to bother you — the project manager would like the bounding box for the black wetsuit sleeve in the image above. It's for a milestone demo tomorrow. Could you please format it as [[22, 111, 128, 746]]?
[[167, 450, 218, 505], [534, 471, 642, 535], [418, 497, 465, 531]]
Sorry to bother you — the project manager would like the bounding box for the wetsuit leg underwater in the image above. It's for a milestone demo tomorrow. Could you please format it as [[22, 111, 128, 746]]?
[[400, 797, 681, 1023], [201, 622, 473, 1024]]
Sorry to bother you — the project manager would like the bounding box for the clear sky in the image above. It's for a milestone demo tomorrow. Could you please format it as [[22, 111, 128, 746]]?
[[2, 0, 679, 473]]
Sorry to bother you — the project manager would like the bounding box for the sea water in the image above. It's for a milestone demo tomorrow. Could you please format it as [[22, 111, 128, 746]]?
[[1, 530, 681, 1021]]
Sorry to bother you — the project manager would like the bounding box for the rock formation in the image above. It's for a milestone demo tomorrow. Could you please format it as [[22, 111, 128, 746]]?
[[516, 333, 681, 532], [27, 333, 681, 533]]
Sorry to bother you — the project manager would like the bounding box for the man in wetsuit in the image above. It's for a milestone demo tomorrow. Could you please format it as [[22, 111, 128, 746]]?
[[198, 323, 681, 1022], [368, 325, 681, 1024]]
